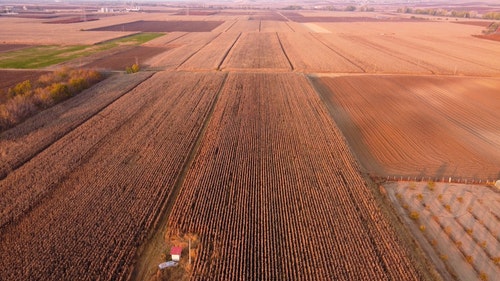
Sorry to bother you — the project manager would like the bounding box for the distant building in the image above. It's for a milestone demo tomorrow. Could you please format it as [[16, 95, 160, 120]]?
[[170, 246, 182, 262]]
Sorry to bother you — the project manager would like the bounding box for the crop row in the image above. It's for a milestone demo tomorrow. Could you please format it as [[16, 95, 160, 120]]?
[[0, 72, 226, 280], [167, 73, 424, 280]]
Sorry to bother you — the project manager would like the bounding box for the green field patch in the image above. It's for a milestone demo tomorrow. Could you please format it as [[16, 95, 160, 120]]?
[[0, 33, 165, 69]]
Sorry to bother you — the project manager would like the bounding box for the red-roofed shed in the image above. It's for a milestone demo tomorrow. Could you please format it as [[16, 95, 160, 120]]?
[[170, 246, 182, 261]]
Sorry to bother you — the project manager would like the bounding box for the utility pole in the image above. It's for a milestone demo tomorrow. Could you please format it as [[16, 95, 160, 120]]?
[[188, 239, 191, 265]]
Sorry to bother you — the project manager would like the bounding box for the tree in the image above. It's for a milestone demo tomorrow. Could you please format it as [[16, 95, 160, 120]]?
[[345, 5, 356, 12]]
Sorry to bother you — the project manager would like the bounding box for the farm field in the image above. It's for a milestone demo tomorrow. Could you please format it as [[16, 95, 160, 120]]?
[[384, 182, 500, 281], [0, 71, 226, 280], [0, 3, 499, 281], [219, 32, 292, 71], [164, 72, 424, 280], [311, 75, 500, 181]]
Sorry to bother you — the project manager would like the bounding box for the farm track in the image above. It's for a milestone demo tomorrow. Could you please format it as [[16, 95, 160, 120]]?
[[309, 33, 365, 72]]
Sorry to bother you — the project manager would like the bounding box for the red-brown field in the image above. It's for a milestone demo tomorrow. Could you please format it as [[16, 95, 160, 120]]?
[[0, 44, 29, 53], [83, 46, 167, 70], [0, 4, 499, 281], [311, 75, 500, 181]]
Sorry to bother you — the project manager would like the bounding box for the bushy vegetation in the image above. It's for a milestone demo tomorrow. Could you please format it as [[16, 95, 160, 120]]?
[[0, 68, 103, 131], [483, 12, 500, 20], [397, 7, 476, 18], [282, 5, 302, 10], [344, 5, 356, 12], [126, 63, 140, 74]]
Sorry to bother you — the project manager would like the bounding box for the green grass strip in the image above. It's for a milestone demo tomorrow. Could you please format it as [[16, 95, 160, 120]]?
[[0, 32, 165, 69]]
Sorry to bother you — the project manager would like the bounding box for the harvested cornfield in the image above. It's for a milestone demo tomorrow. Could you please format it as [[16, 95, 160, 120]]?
[[166, 72, 424, 280], [219, 33, 292, 71], [0, 72, 226, 280], [177, 32, 241, 71], [311, 75, 500, 181], [277, 32, 363, 73], [145, 32, 220, 69], [314, 34, 432, 74]]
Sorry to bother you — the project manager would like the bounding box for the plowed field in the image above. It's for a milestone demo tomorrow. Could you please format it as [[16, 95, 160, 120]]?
[[311, 75, 500, 181]]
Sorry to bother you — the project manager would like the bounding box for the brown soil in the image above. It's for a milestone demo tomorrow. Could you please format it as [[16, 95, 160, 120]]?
[[83, 46, 168, 70], [453, 21, 494, 27], [312, 75, 500, 181], [473, 33, 500, 42], [0, 44, 29, 53], [88, 20, 224, 32]]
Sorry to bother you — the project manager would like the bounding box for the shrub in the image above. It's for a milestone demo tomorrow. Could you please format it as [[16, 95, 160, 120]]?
[[126, 63, 140, 74], [49, 83, 71, 102], [409, 211, 419, 220], [465, 255, 473, 264], [345, 5, 356, 12], [427, 181, 435, 191], [7, 80, 32, 98], [0, 95, 37, 130], [0, 68, 103, 131], [69, 77, 88, 92]]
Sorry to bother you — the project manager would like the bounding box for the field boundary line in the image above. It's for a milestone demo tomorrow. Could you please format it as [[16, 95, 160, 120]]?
[[309, 32, 366, 73], [176, 33, 223, 70], [131, 72, 229, 281], [276, 32, 295, 71], [217, 32, 242, 71], [224, 20, 238, 32]]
